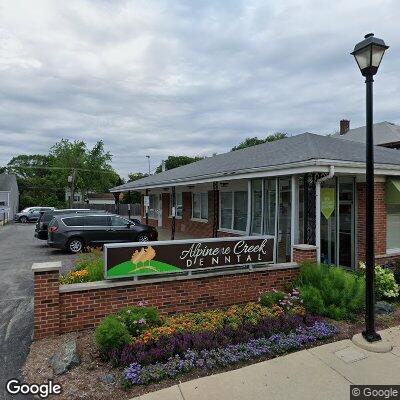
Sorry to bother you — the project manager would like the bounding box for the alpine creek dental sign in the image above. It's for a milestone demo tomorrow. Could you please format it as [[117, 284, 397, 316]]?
[[104, 236, 275, 279]]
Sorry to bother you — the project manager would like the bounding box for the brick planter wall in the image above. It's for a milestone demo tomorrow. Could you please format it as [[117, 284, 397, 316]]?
[[32, 262, 299, 340], [292, 245, 317, 264]]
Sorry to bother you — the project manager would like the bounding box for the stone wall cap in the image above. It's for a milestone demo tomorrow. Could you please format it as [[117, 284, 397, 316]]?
[[32, 261, 61, 272], [293, 244, 318, 251], [60, 262, 299, 293]]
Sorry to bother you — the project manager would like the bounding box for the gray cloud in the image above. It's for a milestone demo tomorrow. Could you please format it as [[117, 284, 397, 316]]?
[[0, 0, 399, 177]]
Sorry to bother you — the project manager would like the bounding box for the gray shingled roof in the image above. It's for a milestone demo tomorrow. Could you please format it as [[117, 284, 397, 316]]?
[[333, 121, 400, 145], [0, 174, 17, 191], [111, 132, 400, 191]]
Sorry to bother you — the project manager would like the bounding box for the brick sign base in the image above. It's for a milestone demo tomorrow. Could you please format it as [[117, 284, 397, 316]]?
[[32, 262, 299, 340]]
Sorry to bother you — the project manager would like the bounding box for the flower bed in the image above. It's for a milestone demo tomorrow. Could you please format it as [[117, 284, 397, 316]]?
[[93, 288, 339, 387], [123, 321, 338, 386]]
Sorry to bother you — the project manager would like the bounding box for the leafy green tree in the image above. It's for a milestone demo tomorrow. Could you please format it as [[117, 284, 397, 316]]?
[[7, 154, 65, 208], [121, 172, 148, 204], [6, 140, 121, 209], [50, 139, 120, 201], [231, 132, 287, 151], [155, 155, 204, 173]]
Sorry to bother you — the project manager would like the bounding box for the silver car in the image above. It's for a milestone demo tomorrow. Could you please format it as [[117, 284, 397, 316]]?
[[14, 207, 54, 223]]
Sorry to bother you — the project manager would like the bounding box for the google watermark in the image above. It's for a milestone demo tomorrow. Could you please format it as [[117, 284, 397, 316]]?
[[6, 379, 62, 398], [351, 385, 400, 400]]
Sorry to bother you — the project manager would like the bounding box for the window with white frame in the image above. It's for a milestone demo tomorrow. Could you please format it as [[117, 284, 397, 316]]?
[[387, 204, 400, 250], [192, 192, 208, 220], [220, 191, 248, 231], [148, 194, 159, 219], [170, 192, 183, 217]]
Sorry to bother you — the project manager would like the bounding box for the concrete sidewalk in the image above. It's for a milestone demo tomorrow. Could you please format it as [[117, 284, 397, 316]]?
[[132, 326, 400, 400]]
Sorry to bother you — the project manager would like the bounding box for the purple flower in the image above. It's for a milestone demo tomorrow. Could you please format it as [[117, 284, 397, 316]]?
[[123, 321, 338, 386]]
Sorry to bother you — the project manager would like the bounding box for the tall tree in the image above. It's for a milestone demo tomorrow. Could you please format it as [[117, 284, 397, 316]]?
[[7, 154, 64, 208], [231, 132, 287, 151], [155, 155, 204, 173], [50, 139, 120, 200], [121, 172, 148, 204]]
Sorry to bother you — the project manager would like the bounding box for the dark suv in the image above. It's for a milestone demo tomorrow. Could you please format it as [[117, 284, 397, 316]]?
[[47, 214, 158, 253], [35, 209, 98, 240]]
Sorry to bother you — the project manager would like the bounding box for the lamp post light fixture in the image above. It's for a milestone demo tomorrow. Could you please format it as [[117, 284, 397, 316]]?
[[146, 155, 151, 176], [351, 33, 389, 343]]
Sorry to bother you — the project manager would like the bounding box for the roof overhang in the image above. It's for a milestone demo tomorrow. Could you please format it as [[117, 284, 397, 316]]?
[[111, 159, 400, 192]]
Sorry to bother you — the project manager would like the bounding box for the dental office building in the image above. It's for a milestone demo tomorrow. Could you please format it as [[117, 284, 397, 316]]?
[[111, 122, 400, 269]]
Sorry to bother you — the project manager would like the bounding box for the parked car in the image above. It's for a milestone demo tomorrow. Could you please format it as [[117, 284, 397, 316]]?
[[35, 209, 96, 240], [15, 207, 55, 223], [47, 213, 158, 253]]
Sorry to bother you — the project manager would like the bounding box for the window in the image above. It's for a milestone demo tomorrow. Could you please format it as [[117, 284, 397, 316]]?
[[170, 192, 183, 217], [220, 191, 248, 231], [192, 192, 208, 220], [148, 195, 159, 219], [110, 216, 130, 227], [63, 216, 85, 226], [84, 216, 109, 226], [220, 192, 233, 229], [387, 204, 400, 250]]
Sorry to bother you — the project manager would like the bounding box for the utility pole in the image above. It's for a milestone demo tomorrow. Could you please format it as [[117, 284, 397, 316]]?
[[146, 155, 151, 175], [68, 169, 76, 208]]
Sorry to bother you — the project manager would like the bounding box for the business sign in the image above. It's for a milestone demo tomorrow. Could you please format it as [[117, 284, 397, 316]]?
[[104, 236, 274, 279], [321, 188, 335, 220]]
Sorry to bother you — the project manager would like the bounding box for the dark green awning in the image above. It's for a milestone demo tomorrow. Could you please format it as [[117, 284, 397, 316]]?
[[386, 178, 400, 204]]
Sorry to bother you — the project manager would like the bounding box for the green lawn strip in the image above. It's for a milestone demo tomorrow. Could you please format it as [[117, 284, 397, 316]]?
[[107, 259, 182, 277]]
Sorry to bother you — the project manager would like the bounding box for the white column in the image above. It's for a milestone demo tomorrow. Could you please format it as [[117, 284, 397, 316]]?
[[290, 175, 297, 262], [315, 180, 321, 262]]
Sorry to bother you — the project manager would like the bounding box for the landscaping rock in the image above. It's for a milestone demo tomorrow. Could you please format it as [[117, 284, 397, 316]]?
[[49, 340, 80, 375], [375, 301, 395, 315], [99, 374, 116, 385]]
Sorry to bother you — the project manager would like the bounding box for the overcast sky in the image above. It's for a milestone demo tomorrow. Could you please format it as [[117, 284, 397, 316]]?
[[0, 0, 399, 178]]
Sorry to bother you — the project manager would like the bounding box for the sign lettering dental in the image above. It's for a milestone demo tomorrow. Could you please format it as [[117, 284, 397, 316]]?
[[104, 236, 274, 279]]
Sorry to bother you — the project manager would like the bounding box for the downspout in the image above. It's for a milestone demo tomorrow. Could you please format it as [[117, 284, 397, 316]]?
[[315, 166, 335, 262]]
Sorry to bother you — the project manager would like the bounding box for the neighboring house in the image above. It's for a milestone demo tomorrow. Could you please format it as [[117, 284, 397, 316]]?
[[65, 189, 83, 203], [111, 132, 400, 270], [65, 189, 120, 205], [0, 174, 19, 219], [86, 193, 118, 205], [333, 119, 400, 149]]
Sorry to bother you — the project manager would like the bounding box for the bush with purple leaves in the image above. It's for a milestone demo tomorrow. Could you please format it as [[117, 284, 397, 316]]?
[[123, 320, 338, 386]]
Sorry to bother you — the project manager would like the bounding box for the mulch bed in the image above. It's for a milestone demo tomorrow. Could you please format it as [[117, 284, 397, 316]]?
[[22, 308, 400, 400]]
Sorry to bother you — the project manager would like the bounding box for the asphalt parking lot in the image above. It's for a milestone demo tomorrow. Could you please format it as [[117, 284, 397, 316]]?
[[0, 222, 76, 399]]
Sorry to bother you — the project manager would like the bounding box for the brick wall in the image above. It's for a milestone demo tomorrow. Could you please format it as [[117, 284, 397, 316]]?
[[32, 263, 61, 340], [357, 182, 387, 262], [141, 191, 243, 238], [293, 245, 317, 264], [33, 263, 299, 339]]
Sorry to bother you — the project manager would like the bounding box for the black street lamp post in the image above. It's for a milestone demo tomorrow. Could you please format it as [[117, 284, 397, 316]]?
[[351, 33, 389, 342]]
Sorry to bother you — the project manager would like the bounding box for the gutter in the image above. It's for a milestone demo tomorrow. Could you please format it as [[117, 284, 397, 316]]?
[[315, 166, 335, 263]]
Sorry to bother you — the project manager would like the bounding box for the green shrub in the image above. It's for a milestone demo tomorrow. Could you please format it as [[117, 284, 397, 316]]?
[[296, 263, 365, 320], [359, 262, 399, 300], [259, 290, 286, 308], [60, 247, 104, 284], [95, 315, 131, 356], [116, 306, 162, 337]]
